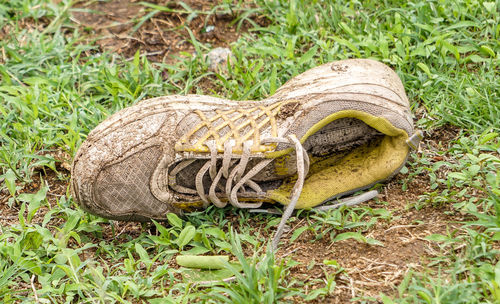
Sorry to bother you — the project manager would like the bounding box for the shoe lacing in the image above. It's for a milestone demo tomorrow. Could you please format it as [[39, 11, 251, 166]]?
[[171, 134, 310, 250]]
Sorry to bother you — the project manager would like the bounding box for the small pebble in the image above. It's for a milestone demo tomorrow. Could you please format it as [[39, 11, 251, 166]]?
[[206, 47, 233, 72]]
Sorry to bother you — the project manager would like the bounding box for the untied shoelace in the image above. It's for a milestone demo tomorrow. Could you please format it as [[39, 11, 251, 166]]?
[[170, 134, 309, 250]]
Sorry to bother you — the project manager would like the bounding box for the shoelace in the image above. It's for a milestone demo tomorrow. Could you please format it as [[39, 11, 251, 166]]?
[[170, 130, 424, 250], [170, 134, 310, 250]]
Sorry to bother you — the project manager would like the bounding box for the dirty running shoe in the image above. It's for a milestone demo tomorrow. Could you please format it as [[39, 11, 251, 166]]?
[[71, 59, 419, 249]]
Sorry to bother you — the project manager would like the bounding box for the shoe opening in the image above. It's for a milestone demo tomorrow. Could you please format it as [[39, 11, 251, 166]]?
[[268, 110, 410, 208]]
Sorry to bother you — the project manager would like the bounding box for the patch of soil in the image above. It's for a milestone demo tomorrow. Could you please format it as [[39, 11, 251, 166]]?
[[275, 125, 463, 302], [71, 0, 267, 62], [0, 15, 52, 65], [0, 169, 68, 227], [283, 197, 464, 303]]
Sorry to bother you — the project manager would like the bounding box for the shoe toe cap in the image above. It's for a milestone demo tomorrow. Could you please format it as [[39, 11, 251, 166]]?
[[72, 144, 174, 220]]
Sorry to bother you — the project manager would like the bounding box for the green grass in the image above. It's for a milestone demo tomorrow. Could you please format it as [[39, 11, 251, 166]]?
[[0, 0, 499, 302]]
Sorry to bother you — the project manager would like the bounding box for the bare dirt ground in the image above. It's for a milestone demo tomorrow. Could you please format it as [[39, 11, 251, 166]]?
[[0, 0, 466, 302], [280, 126, 462, 302], [72, 0, 267, 62]]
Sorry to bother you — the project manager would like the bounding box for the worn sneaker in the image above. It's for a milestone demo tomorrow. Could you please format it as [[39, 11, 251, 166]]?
[[71, 59, 419, 247]]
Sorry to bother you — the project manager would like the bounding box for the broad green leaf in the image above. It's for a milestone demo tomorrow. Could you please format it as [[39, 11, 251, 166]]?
[[181, 262, 242, 284], [417, 62, 432, 76], [176, 255, 229, 269], [418, 291, 433, 304], [181, 245, 211, 256], [62, 213, 80, 234], [152, 220, 170, 237], [4, 169, 17, 197], [124, 258, 135, 273], [57, 265, 75, 280], [479, 132, 499, 144], [333, 232, 365, 243], [468, 165, 481, 176], [365, 237, 384, 246], [204, 227, 226, 239], [213, 239, 232, 252], [69, 252, 82, 269], [448, 172, 467, 180], [135, 243, 151, 267], [305, 288, 327, 301], [167, 213, 183, 229], [480, 45, 495, 58], [332, 37, 361, 57], [17, 185, 47, 222], [133, 50, 140, 68], [290, 226, 308, 242], [483, 2, 497, 14], [65, 231, 81, 246], [425, 234, 449, 242], [269, 65, 277, 95], [441, 40, 459, 60], [323, 259, 339, 267], [238, 234, 257, 246], [444, 21, 480, 31], [176, 225, 196, 250], [339, 22, 355, 37], [464, 54, 488, 63], [381, 293, 397, 304]]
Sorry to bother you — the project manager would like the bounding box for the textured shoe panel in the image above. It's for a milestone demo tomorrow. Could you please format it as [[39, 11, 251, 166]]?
[[285, 100, 413, 144], [174, 100, 295, 154], [92, 146, 173, 219], [274, 59, 409, 107], [271, 59, 412, 131], [71, 106, 181, 219], [72, 111, 170, 200], [303, 117, 383, 156]]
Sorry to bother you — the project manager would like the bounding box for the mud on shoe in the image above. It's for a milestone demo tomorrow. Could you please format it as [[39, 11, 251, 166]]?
[[71, 59, 420, 242]]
